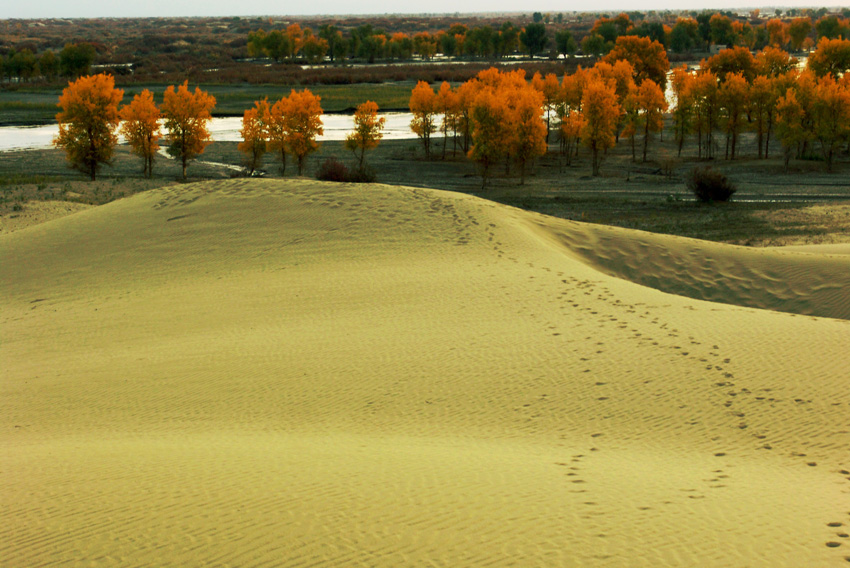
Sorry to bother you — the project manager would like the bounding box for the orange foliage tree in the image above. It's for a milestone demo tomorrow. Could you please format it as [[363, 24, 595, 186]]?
[[54, 73, 123, 181], [775, 90, 808, 170], [810, 75, 850, 171], [601, 35, 669, 89], [718, 72, 749, 159], [559, 112, 585, 166], [690, 71, 720, 159], [119, 88, 160, 178], [670, 65, 694, 157], [345, 100, 386, 171], [410, 81, 438, 158], [468, 88, 510, 188], [464, 68, 547, 186], [766, 19, 790, 49], [807, 37, 850, 78], [633, 79, 667, 162], [238, 98, 270, 175], [267, 97, 289, 174], [435, 81, 459, 159], [788, 18, 813, 51], [509, 85, 547, 184], [749, 75, 774, 159], [161, 81, 216, 179], [775, 71, 818, 168], [558, 67, 589, 161], [755, 47, 796, 78], [701, 46, 756, 82], [283, 90, 323, 176], [580, 77, 621, 176], [532, 72, 561, 143]]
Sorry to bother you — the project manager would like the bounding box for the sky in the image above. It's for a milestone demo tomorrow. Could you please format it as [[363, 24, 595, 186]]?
[[5, 0, 848, 19]]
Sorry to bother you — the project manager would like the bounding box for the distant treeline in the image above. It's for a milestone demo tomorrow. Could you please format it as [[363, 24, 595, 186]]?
[[1, 9, 848, 85]]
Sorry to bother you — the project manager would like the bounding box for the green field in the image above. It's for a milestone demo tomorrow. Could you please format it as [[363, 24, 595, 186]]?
[[0, 82, 418, 126]]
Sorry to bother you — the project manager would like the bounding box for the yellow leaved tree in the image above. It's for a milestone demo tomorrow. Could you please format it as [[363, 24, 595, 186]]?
[[161, 81, 216, 179], [119, 89, 161, 178], [54, 73, 124, 180]]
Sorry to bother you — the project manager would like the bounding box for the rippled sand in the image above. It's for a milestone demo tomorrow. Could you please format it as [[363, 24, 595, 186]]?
[[3, 179, 849, 566]]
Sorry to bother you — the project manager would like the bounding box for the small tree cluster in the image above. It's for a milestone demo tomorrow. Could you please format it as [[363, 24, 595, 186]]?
[[669, 41, 850, 170], [238, 90, 324, 176], [459, 68, 548, 187], [54, 75, 215, 180]]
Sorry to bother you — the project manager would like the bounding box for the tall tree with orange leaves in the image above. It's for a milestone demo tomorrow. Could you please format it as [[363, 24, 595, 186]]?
[[435, 81, 459, 159], [719, 72, 749, 159], [807, 37, 850, 78], [238, 98, 270, 175], [119, 88, 160, 178], [766, 19, 790, 49], [670, 65, 694, 157], [749, 75, 774, 159], [811, 74, 850, 172], [282, 89, 323, 176], [559, 111, 586, 166], [689, 71, 720, 159], [410, 81, 438, 159], [775, 90, 808, 171], [468, 89, 510, 188], [788, 17, 813, 51], [54, 73, 123, 181], [345, 100, 386, 171], [580, 77, 621, 176], [509, 85, 547, 184], [601, 35, 669, 89], [267, 97, 289, 174], [161, 81, 216, 179], [633, 79, 667, 162], [532, 72, 561, 143]]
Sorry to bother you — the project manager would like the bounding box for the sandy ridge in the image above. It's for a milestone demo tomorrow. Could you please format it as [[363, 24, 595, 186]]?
[[2, 180, 848, 567]]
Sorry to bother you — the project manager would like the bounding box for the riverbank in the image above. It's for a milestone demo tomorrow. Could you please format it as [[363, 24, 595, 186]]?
[[2, 138, 849, 246], [0, 113, 418, 152]]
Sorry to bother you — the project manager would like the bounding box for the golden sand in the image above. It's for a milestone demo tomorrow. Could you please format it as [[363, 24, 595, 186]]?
[[2, 180, 849, 566]]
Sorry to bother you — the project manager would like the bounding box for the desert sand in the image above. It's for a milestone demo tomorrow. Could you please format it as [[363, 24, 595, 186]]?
[[2, 179, 849, 567]]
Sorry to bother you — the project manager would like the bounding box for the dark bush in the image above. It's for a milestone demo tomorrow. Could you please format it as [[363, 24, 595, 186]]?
[[316, 157, 349, 182], [686, 167, 737, 203], [315, 157, 377, 183], [346, 165, 377, 183]]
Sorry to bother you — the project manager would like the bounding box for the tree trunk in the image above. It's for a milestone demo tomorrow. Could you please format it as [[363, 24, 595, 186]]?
[[764, 113, 773, 160], [591, 142, 600, 176], [731, 129, 737, 160]]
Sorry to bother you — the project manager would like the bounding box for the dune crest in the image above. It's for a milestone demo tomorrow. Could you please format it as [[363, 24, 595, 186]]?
[[3, 180, 848, 567], [524, 216, 850, 320]]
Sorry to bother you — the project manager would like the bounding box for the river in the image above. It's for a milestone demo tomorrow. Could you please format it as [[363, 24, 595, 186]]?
[[0, 112, 418, 152]]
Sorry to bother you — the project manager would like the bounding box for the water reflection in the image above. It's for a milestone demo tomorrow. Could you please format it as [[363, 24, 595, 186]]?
[[0, 112, 418, 152]]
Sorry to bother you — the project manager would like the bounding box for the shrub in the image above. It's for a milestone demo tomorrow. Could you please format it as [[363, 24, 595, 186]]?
[[346, 165, 377, 183], [315, 157, 378, 183], [316, 157, 350, 182], [686, 167, 737, 202]]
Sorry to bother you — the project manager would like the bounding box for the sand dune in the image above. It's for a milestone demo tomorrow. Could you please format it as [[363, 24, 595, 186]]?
[[2, 179, 849, 567]]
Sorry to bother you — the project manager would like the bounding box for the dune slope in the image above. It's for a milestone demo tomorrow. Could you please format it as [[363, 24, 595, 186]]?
[[2, 179, 849, 567]]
